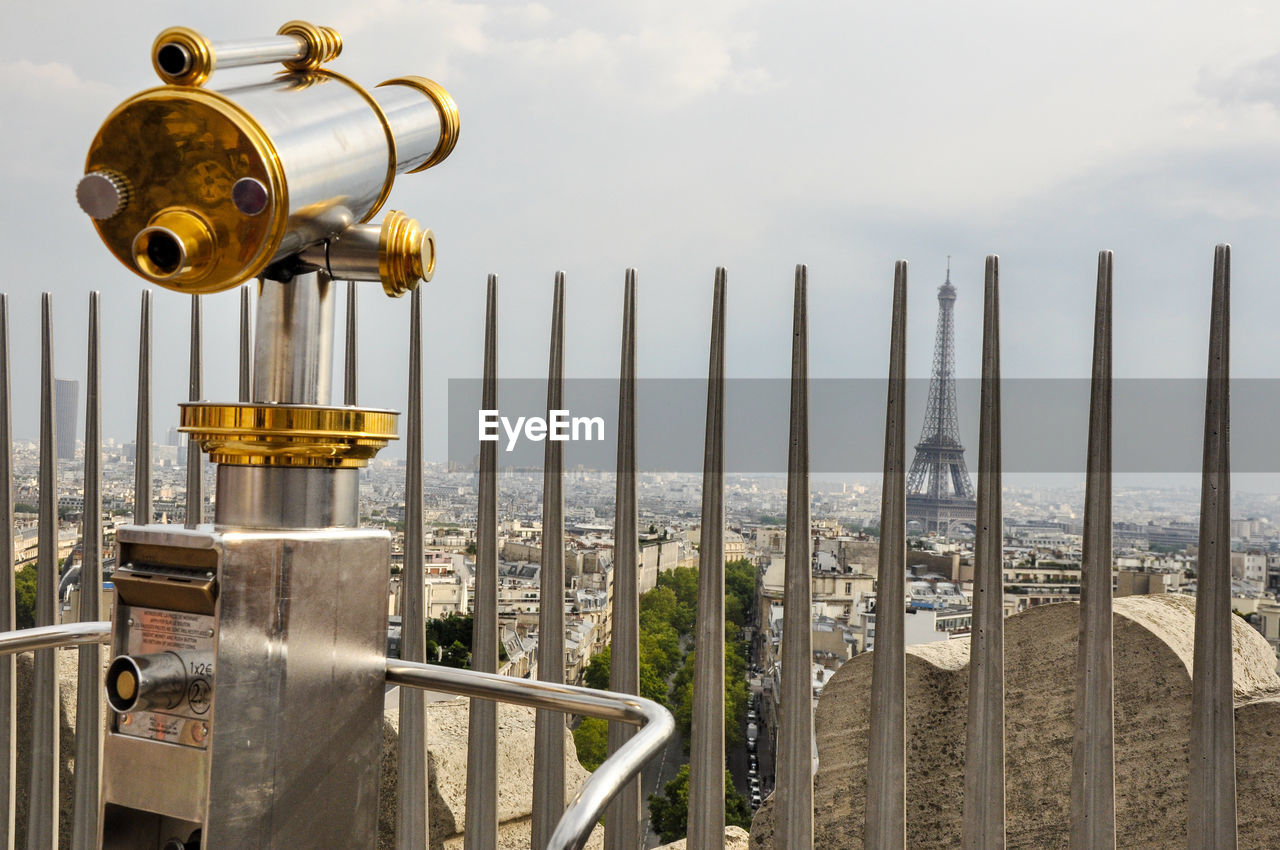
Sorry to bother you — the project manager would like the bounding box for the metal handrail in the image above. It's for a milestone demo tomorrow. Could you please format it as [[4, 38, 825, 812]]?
[[0, 622, 111, 655], [386, 659, 675, 850], [0, 625, 673, 850]]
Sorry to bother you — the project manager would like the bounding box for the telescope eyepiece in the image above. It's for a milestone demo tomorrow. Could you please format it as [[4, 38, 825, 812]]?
[[150, 27, 214, 86], [156, 43, 192, 77]]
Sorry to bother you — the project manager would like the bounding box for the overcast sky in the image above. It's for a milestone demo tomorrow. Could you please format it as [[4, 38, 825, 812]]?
[[5, 1, 1280, 483]]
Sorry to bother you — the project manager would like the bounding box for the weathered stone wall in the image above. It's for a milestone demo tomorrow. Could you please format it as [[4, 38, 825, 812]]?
[[656, 824, 750, 849], [380, 698, 604, 849], [749, 595, 1280, 849]]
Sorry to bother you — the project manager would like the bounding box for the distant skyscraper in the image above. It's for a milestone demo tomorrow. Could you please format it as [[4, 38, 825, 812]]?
[[906, 264, 977, 535], [55, 378, 79, 461]]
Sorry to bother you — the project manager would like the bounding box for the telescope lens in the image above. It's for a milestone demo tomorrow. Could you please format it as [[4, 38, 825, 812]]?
[[156, 43, 192, 76], [146, 232, 183, 275]]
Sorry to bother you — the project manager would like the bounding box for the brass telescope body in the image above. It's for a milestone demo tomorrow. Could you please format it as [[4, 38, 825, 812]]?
[[81, 29, 457, 297], [77, 23, 460, 849]]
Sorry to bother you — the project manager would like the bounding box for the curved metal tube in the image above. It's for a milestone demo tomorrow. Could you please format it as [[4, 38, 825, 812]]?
[[385, 659, 675, 850], [0, 622, 111, 655], [0, 628, 670, 850]]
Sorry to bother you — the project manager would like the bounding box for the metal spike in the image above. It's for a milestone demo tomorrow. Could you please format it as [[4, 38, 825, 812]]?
[[962, 255, 1006, 849], [345, 281, 358, 406], [777, 264, 813, 849], [397, 286, 429, 850], [533, 272, 567, 849], [239, 285, 252, 403], [0, 295, 15, 850], [185, 294, 203, 528], [71, 292, 103, 850], [1071, 252, 1116, 849], [605, 270, 641, 850], [865, 261, 908, 849], [689, 268, 727, 850], [134, 291, 152, 525], [27, 293, 58, 850], [465, 276, 499, 850], [1189, 244, 1236, 849]]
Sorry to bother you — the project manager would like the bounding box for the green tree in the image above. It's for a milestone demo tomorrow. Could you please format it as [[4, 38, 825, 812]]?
[[639, 586, 679, 630], [655, 567, 698, 632], [587, 644, 670, 707], [584, 647, 611, 691], [647, 763, 752, 843], [725, 558, 757, 629], [440, 640, 470, 668], [572, 716, 609, 771], [426, 614, 474, 650], [639, 662, 669, 707], [15, 565, 37, 630], [648, 764, 691, 843], [670, 642, 750, 750], [639, 625, 680, 680]]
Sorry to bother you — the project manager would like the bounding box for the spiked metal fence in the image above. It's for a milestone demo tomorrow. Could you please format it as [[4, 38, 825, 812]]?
[[0, 245, 1243, 849]]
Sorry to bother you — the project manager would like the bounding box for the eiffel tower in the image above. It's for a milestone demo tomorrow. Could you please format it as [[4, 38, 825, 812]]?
[[906, 261, 977, 534]]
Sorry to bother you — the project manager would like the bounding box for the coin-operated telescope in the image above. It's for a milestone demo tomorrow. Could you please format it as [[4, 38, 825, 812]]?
[[77, 22, 458, 850]]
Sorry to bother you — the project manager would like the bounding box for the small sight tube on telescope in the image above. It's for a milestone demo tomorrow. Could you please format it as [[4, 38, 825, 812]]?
[[152, 21, 343, 86]]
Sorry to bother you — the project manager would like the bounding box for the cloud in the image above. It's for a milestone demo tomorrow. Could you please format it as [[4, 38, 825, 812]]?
[[0, 61, 123, 181], [1199, 51, 1280, 113], [0, 59, 118, 103], [328, 0, 772, 108]]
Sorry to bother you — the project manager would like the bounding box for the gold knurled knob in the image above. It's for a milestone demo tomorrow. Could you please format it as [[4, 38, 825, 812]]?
[[278, 21, 343, 70]]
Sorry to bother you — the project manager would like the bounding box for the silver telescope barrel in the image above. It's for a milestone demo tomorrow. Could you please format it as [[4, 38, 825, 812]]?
[[152, 21, 342, 87], [80, 42, 459, 295]]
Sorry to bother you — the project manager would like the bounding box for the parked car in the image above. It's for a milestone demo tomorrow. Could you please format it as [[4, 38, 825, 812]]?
[[751, 793, 762, 809]]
